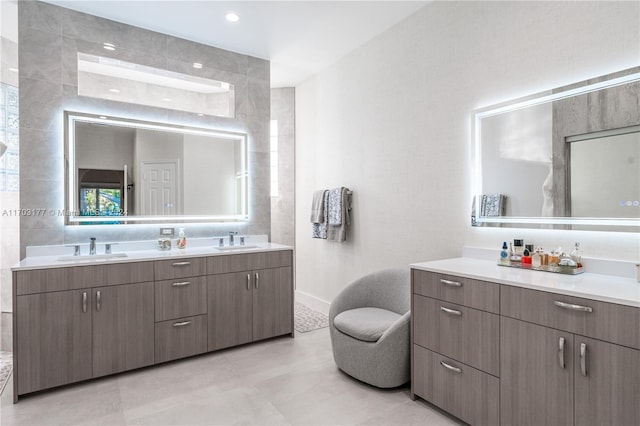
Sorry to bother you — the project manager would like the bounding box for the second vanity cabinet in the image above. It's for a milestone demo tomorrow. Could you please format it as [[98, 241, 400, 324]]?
[[13, 247, 294, 401], [411, 265, 640, 426], [500, 286, 640, 426]]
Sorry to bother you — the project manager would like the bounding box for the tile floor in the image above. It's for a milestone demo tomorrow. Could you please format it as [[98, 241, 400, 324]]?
[[0, 328, 461, 425]]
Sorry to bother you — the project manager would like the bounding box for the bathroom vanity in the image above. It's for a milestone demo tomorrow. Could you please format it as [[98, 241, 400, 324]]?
[[410, 257, 640, 426], [11, 242, 293, 402]]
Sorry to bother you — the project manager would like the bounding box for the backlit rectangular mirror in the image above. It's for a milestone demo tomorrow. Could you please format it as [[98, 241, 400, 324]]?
[[473, 67, 640, 230], [65, 112, 248, 224]]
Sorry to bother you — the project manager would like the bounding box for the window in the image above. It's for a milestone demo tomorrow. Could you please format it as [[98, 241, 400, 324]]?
[[270, 120, 279, 197]]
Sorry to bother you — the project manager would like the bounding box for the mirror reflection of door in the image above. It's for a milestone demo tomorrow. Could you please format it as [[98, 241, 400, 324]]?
[[140, 160, 180, 215]]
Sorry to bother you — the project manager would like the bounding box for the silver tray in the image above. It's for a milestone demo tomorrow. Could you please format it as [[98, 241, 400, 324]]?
[[497, 262, 584, 275]]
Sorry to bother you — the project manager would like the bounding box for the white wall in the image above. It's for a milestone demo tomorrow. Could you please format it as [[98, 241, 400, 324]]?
[[295, 1, 640, 307], [76, 124, 135, 171], [182, 134, 236, 215]]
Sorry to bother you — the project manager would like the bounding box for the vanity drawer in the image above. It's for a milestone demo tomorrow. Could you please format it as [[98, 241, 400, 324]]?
[[154, 315, 207, 364], [501, 285, 640, 349], [16, 262, 154, 295], [154, 257, 207, 280], [207, 250, 293, 274], [412, 270, 499, 313], [155, 276, 207, 322], [413, 294, 499, 376], [413, 345, 499, 426]]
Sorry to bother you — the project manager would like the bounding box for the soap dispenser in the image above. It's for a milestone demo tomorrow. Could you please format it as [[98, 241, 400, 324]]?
[[177, 228, 187, 249]]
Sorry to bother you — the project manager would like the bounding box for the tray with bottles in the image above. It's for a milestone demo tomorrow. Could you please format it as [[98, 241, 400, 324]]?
[[497, 261, 584, 275]]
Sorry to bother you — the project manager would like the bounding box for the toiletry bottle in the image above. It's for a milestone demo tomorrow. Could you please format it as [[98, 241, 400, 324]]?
[[522, 248, 532, 265], [570, 242, 583, 267], [500, 242, 509, 264], [177, 228, 187, 249], [532, 247, 543, 268], [511, 239, 523, 262]]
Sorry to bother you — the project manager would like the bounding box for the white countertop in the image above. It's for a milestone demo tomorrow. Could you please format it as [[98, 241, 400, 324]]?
[[411, 257, 640, 308], [12, 242, 292, 271]]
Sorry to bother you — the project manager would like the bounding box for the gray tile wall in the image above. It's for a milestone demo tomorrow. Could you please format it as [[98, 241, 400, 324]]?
[[18, 1, 271, 257], [270, 88, 295, 246]]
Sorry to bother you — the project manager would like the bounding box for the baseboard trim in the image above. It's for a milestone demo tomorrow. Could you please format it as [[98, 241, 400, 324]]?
[[295, 290, 331, 316]]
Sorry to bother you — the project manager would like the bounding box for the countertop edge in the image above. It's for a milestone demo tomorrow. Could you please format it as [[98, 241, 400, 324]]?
[[411, 258, 640, 308], [12, 244, 294, 272]]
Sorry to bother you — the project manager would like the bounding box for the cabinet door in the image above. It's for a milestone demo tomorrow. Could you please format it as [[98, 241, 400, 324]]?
[[208, 272, 253, 351], [92, 282, 155, 377], [253, 267, 293, 341], [501, 316, 574, 426], [574, 336, 640, 426], [16, 290, 92, 394]]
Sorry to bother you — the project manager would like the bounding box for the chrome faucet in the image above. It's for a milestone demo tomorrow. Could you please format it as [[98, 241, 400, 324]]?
[[229, 231, 237, 246], [89, 237, 96, 255]]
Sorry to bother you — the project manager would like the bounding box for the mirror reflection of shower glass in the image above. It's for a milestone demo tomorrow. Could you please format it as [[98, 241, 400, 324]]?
[[568, 126, 640, 219]]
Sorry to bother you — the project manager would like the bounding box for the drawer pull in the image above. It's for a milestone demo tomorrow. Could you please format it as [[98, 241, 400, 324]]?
[[247, 274, 251, 291], [171, 281, 191, 287], [96, 290, 101, 312], [440, 279, 462, 287], [580, 343, 588, 376], [82, 292, 88, 313], [558, 337, 565, 369], [173, 321, 192, 328], [440, 306, 462, 316], [440, 360, 462, 374], [255, 272, 259, 289], [171, 261, 192, 267], [554, 300, 593, 313]]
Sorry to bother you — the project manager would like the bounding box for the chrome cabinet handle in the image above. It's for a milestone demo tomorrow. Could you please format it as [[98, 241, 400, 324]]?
[[171, 261, 191, 267], [580, 343, 588, 376], [172, 321, 192, 327], [82, 292, 88, 313], [558, 337, 565, 369], [440, 306, 462, 316], [440, 360, 462, 374], [171, 281, 191, 287], [255, 272, 259, 289], [440, 279, 462, 287], [247, 274, 251, 291], [554, 300, 593, 313], [96, 290, 101, 312]]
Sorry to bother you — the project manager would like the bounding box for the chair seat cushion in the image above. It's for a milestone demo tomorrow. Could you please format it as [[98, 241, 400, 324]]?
[[333, 307, 401, 342]]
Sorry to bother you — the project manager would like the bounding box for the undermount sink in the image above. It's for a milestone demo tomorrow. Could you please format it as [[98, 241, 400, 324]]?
[[57, 253, 129, 262], [215, 244, 258, 251]]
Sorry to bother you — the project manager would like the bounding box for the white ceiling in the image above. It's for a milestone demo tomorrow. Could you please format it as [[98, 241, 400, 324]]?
[[45, 1, 428, 87]]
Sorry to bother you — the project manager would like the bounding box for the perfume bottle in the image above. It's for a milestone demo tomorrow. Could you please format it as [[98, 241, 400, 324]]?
[[570, 242, 583, 267], [500, 242, 509, 264]]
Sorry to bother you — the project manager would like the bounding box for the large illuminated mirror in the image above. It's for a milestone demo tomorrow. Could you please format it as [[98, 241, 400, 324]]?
[[65, 112, 248, 224], [473, 67, 640, 230]]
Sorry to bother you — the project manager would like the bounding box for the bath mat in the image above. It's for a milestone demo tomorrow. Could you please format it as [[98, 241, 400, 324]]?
[[294, 302, 329, 333], [0, 351, 12, 395]]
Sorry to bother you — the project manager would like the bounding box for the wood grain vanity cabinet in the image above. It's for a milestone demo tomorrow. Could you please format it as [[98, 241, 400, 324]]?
[[411, 270, 500, 425], [411, 267, 640, 426], [153, 257, 208, 363], [500, 286, 640, 426], [13, 248, 294, 401], [14, 262, 155, 395], [207, 251, 293, 351]]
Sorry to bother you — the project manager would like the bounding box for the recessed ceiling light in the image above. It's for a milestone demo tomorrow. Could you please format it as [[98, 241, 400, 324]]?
[[103, 42, 116, 51], [99, 116, 108, 120], [197, 113, 204, 117], [162, 97, 172, 102], [193, 62, 203, 69], [225, 12, 239, 22], [109, 88, 120, 93], [8, 67, 18, 73]]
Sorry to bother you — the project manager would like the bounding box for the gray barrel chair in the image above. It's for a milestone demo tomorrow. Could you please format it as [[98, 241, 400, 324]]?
[[329, 268, 411, 388]]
